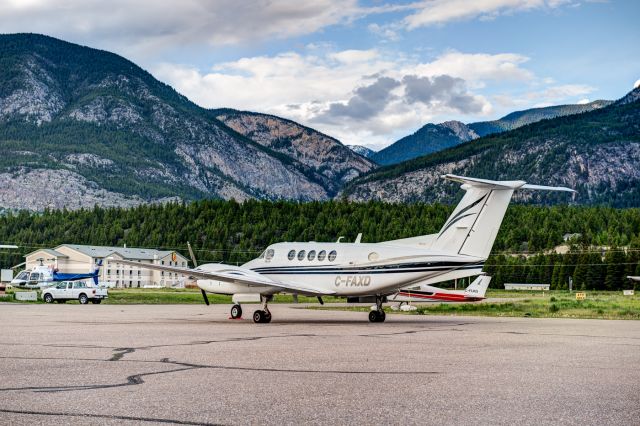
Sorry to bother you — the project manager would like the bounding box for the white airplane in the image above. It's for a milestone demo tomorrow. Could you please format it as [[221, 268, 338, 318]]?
[[112, 175, 574, 323], [389, 275, 492, 311]]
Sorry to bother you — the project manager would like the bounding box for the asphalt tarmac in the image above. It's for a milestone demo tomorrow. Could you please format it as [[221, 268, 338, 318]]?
[[0, 303, 639, 425]]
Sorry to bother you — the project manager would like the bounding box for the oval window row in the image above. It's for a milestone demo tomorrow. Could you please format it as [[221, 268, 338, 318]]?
[[287, 249, 337, 262]]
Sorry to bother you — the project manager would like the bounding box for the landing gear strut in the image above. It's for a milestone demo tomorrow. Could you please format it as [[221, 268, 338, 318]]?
[[230, 304, 242, 319], [253, 295, 272, 323], [369, 295, 386, 323]]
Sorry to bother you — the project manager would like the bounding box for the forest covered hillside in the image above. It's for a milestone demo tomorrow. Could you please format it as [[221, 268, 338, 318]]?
[[0, 201, 638, 290]]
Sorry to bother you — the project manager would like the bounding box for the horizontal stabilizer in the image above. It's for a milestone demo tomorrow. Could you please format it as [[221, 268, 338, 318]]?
[[442, 174, 576, 193]]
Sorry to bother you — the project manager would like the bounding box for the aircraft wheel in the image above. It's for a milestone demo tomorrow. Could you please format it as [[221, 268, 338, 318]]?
[[264, 311, 272, 323], [230, 304, 242, 319], [253, 310, 266, 323], [378, 310, 386, 322], [368, 310, 379, 322], [78, 294, 89, 305], [44, 294, 54, 303]]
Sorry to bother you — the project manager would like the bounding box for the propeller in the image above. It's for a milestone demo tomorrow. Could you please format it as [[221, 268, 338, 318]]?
[[187, 241, 209, 306]]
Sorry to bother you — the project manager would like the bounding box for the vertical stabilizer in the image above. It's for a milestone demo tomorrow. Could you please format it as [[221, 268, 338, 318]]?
[[432, 175, 575, 259]]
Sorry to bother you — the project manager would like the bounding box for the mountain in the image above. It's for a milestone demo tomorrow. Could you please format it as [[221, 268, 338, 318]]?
[[213, 109, 374, 194], [469, 100, 613, 137], [347, 144, 377, 160], [343, 87, 640, 207], [372, 120, 477, 166], [375, 101, 611, 166], [0, 33, 374, 211]]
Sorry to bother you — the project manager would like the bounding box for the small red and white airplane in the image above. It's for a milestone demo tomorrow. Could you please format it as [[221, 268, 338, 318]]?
[[389, 275, 491, 310]]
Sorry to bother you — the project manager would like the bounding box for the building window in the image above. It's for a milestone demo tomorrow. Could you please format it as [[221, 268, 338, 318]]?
[[297, 250, 306, 260], [138, 270, 141, 275], [161, 261, 165, 265], [287, 250, 295, 260], [307, 250, 316, 261], [182, 262, 186, 267], [328, 250, 337, 262], [317, 250, 326, 261], [107, 269, 111, 275], [129, 270, 133, 275]]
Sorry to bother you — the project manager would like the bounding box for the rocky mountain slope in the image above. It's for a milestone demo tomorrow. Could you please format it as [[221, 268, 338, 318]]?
[[372, 120, 478, 166], [347, 144, 377, 160], [375, 101, 612, 166], [214, 109, 374, 194], [0, 34, 373, 210], [343, 88, 640, 207]]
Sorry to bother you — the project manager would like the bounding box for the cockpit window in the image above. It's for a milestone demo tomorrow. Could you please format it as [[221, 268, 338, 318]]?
[[307, 250, 316, 261], [30, 273, 40, 281], [265, 249, 275, 261], [287, 250, 296, 260], [328, 250, 337, 262], [297, 250, 306, 260], [317, 250, 326, 261], [16, 271, 29, 280]]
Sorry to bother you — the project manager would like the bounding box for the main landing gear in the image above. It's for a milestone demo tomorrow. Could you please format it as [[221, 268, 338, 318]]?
[[253, 295, 272, 323], [230, 304, 242, 319], [369, 295, 386, 323]]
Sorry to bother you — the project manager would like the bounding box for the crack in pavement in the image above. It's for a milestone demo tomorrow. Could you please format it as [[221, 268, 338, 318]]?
[[0, 408, 221, 425]]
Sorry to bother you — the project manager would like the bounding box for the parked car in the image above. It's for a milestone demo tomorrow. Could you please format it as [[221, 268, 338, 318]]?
[[42, 281, 108, 304]]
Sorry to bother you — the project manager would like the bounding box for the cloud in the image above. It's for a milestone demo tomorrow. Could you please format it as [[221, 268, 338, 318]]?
[[403, 0, 574, 29], [402, 75, 486, 113], [153, 48, 590, 146], [320, 77, 402, 121], [0, 0, 362, 55]]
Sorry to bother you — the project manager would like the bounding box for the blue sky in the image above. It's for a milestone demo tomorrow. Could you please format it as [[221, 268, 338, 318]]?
[[1, 0, 638, 148]]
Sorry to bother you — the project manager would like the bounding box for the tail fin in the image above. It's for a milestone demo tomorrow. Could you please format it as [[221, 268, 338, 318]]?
[[464, 275, 492, 298], [432, 175, 575, 259]]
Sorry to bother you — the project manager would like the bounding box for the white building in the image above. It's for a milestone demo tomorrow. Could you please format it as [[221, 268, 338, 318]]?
[[25, 244, 191, 288], [504, 283, 550, 291]]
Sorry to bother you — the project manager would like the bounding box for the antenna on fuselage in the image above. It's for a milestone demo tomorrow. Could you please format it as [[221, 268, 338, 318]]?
[[354, 233, 362, 244], [336, 236, 345, 243]]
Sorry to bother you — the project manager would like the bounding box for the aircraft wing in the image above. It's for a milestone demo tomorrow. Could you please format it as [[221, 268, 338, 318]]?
[[109, 258, 335, 296]]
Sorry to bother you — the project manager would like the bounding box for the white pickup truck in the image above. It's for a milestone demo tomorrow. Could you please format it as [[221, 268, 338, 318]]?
[[42, 281, 108, 304]]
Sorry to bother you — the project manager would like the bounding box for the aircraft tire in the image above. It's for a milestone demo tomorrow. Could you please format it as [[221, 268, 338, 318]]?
[[368, 310, 379, 322], [231, 304, 242, 319], [79, 294, 89, 305], [264, 311, 272, 323], [378, 310, 386, 322], [44, 294, 53, 304], [253, 310, 265, 323]]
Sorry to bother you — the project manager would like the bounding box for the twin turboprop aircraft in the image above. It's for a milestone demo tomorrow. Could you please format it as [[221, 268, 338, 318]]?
[[113, 175, 575, 323]]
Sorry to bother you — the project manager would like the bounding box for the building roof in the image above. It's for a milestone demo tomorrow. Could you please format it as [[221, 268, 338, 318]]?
[[25, 248, 68, 258], [54, 244, 183, 261]]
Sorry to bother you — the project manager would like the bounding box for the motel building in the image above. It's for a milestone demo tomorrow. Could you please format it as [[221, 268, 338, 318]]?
[[24, 244, 191, 288]]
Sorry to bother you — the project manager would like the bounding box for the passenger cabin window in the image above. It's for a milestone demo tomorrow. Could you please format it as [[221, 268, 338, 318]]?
[[307, 250, 316, 261], [317, 250, 326, 261], [328, 250, 337, 262], [288, 250, 296, 260], [265, 249, 275, 261], [30, 273, 40, 281], [297, 250, 306, 260]]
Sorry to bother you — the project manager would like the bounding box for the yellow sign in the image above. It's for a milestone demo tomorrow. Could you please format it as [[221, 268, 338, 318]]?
[[171, 252, 177, 262], [575, 292, 586, 300]]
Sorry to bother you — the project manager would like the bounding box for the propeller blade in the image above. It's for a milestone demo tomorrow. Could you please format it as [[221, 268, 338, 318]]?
[[201, 289, 210, 306]]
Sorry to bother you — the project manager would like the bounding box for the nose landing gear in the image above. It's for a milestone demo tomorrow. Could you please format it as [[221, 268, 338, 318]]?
[[230, 304, 242, 319]]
